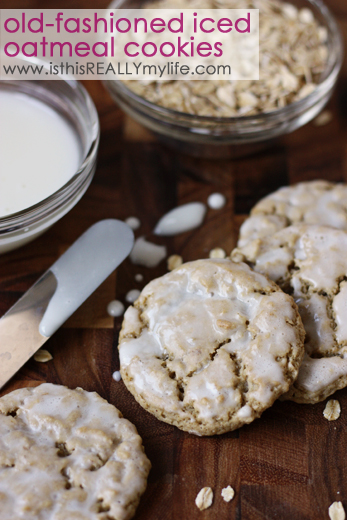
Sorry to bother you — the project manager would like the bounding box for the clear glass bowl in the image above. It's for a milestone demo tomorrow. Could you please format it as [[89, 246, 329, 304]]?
[[0, 77, 99, 254], [105, 0, 343, 157]]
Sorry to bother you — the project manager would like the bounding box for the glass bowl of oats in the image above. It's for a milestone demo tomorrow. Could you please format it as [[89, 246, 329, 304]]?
[[105, 0, 343, 157]]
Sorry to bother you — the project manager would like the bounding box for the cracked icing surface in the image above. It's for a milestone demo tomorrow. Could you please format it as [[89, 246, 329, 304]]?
[[0, 384, 150, 520], [118, 259, 304, 435], [232, 224, 347, 403], [238, 181, 347, 248]]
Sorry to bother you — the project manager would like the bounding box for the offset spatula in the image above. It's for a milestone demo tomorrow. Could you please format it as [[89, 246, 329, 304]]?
[[0, 219, 134, 390]]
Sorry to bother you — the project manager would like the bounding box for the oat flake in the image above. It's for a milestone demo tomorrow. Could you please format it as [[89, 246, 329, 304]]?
[[314, 110, 333, 127], [195, 487, 213, 511], [329, 502, 346, 520], [209, 248, 226, 259], [323, 400, 341, 421], [34, 349, 53, 363], [221, 486, 235, 502], [167, 254, 183, 271]]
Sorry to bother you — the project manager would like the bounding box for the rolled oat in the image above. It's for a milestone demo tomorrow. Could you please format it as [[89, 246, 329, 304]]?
[[195, 487, 214, 510]]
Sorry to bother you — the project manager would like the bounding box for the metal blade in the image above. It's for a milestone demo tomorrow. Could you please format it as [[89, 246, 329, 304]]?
[[0, 219, 134, 390], [0, 270, 57, 388]]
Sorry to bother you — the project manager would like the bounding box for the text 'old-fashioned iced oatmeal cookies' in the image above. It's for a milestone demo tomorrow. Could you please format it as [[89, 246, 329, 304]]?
[[238, 181, 347, 248], [232, 225, 347, 404], [118, 259, 305, 436], [0, 383, 150, 520]]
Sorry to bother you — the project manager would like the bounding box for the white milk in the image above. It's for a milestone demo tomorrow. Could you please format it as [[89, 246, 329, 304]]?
[[0, 91, 81, 217]]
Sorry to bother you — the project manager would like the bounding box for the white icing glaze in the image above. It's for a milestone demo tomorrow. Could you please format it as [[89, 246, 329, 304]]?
[[119, 260, 300, 423], [207, 193, 226, 210], [293, 228, 347, 294], [130, 237, 167, 268], [239, 181, 347, 248], [238, 214, 287, 248], [184, 350, 241, 419], [154, 202, 206, 236], [0, 91, 80, 217], [296, 355, 347, 393], [296, 295, 334, 355], [0, 384, 150, 520], [333, 281, 347, 343], [255, 246, 293, 281], [236, 404, 253, 419], [261, 183, 347, 230], [120, 327, 162, 368], [235, 223, 347, 399], [125, 289, 141, 304], [39, 220, 134, 337], [112, 370, 122, 382], [107, 300, 124, 317], [125, 217, 141, 230]]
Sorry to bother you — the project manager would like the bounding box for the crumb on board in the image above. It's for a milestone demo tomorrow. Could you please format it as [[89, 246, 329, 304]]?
[[209, 248, 226, 259], [167, 254, 183, 271], [33, 349, 53, 363], [125, 216, 141, 230], [323, 400, 341, 421], [329, 501, 346, 520], [313, 110, 333, 127], [221, 486, 235, 502], [195, 487, 213, 511]]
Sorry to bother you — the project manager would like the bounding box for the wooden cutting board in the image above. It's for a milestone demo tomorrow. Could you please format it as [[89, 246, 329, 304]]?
[[1, 2, 347, 517]]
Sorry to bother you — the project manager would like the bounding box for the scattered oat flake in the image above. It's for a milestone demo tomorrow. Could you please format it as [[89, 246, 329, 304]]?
[[314, 110, 333, 127], [34, 349, 53, 363], [323, 400, 341, 421], [195, 487, 213, 511], [329, 502, 345, 520], [221, 486, 235, 502], [167, 254, 183, 271], [209, 248, 226, 259]]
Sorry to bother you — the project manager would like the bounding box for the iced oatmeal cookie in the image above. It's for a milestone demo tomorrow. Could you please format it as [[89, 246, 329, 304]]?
[[238, 181, 347, 248], [232, 224, 347, 403], [0, 383, 150, 520], [118, 259, 304, 435]]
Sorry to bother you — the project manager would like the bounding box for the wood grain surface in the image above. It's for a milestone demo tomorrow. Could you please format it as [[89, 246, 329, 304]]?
[[1, 0, 347, 518]]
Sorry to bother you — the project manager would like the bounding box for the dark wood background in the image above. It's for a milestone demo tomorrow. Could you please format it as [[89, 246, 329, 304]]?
[[1, 0, 347, 518]]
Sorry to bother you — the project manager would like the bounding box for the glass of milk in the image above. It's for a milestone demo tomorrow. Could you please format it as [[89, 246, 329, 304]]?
[[0, 76, 99, 254]]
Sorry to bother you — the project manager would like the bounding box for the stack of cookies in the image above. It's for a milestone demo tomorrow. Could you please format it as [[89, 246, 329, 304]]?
[[2, 180, 346, 518], [119, 180, 347, 435], [232, 180, 347, 404]]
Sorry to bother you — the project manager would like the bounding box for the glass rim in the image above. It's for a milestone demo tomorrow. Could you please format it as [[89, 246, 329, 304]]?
[[0, 75, 100, 231]]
